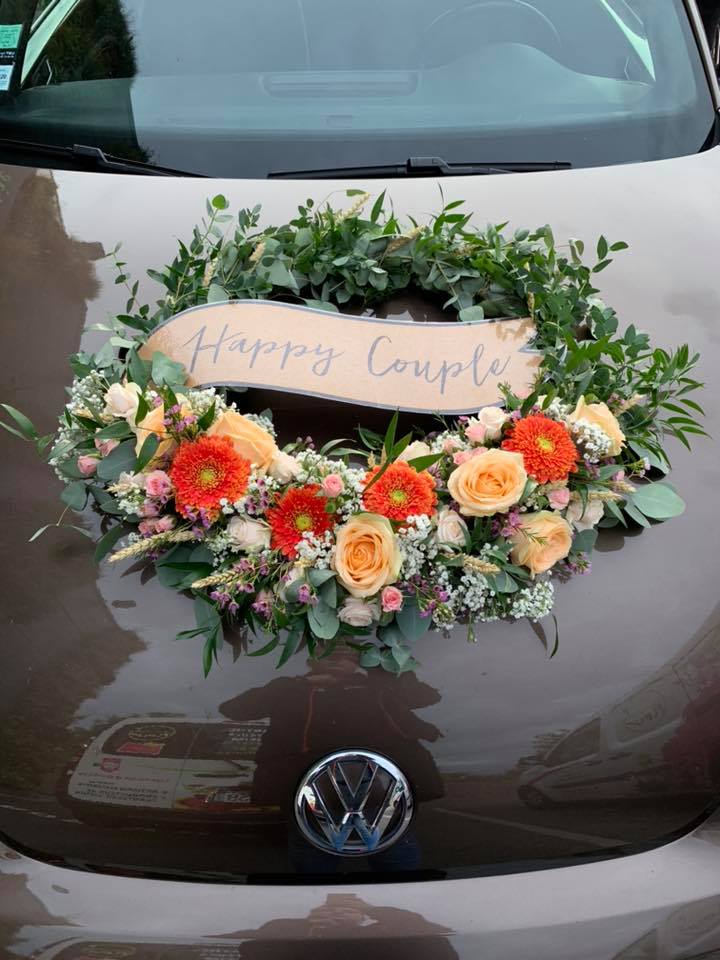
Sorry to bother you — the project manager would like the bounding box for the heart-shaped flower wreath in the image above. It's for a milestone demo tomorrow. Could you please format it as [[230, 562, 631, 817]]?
[[2, 193, 706, 674]]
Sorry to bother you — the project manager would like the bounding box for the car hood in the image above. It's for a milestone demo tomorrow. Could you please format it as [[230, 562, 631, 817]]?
[[0, 152, 719, 882]]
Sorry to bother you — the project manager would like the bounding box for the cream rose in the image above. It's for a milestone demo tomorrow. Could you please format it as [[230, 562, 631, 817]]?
[[510, 511, 573, 576], [337, 597, 380, 628], [472, 406, 509, 442], [565, 495, 604, 532], [397, 440, 432, 462], [447, 449, 527, 517], [207, 410, 278, 472], [104, 382, 141, 423], [268, 450, 301, 483], [333, 513, 403, 599], [568, 397, 625, 456], [435, 507, 469, 549], [227, 516, 271, 552]]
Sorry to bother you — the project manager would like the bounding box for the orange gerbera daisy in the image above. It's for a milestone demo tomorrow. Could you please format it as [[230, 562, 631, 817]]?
[[502, 415, 578, 483], [362, 461, 437, 522], [267, 484, 335, 558], [169, 435, 251, 520]]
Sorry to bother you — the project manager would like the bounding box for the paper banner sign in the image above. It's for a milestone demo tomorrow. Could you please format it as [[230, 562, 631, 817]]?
[[139, 300, 541, 414]]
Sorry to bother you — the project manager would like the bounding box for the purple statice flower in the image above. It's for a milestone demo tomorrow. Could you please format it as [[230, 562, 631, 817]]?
[[493, 508, 523, 538], [251, 590, 273, 619], [566, 553, 592, 576]]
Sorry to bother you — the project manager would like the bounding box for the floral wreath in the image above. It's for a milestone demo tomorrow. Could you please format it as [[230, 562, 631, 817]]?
[[2, 192, 706, 675]]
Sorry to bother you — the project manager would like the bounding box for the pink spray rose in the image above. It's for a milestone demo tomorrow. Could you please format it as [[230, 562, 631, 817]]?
[[465, 422, 486, 444], [322, 473, 344, 497], [144, 469, 173, 499], [94, 437, 119, 457], [453, 450, 471, 466], [140, 500, 160, 518], [77, 454, 98, 477], [548, 487, 571, 511], [381, 585, 404, 613]]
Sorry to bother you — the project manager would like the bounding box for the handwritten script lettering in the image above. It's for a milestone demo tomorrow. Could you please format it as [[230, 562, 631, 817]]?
[[139, 301, 540, 414]]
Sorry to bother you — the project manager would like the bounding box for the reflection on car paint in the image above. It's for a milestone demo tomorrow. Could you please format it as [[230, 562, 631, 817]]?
[[65, 718, 273, 819]]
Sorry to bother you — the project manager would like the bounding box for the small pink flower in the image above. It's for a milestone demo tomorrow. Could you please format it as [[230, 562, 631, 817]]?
[[453, 450, 471, 466], [465, 423, 486, 444], [144, 469, 172, 498], [470, 446, 488, 458], [548, 487, 571, 511], [381, 585, 404, 613], [154, 516, 176, 533], [322, 473, 344, 497], [443, 438, 460, 454], [612, 470, 625, 483], [138, 519, 156, 536], [94, 437, 119, 457], [140, 500, 160, 518], [77, 454, 98, 477]]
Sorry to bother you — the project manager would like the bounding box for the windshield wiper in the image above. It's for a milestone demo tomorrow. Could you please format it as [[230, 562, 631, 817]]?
[[268, 156, 571, 179], [0, 138, 205, 177]]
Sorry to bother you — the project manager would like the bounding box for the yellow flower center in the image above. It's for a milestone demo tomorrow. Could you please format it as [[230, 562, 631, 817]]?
[[295, 512, 313, 531], [197, 465, 219, 487], [536, 435, 555, 454], [389, 488, 408, 506]]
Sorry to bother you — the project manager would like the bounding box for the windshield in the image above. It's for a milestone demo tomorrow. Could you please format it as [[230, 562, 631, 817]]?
[[0, 0, 714, 177]]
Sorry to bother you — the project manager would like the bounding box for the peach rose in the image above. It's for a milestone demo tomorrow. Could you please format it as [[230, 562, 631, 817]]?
[[135, 404, 176, 464], [568, 397, 625, 456], [207, 410, 278, 473], [510, 510, 573, 576], [447, 449, 527, 517], [333, 513, 403, 599]]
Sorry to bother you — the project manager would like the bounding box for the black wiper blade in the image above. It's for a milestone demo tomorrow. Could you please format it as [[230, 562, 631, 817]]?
[[268, 156, 571, 179], [0, 138, 205, 177]]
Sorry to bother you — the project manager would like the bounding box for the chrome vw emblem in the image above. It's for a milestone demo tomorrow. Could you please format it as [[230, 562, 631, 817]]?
[[295, 750, 414, 856]]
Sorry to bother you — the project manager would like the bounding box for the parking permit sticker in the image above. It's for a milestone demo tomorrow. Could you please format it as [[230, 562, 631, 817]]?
[[0, 24, 21, 92], [0, 24, 22, 48]]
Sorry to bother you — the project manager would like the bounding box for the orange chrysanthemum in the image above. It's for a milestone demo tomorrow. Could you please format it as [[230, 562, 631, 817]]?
[[169, 435, 251, 520], [502, 414, 578, 483], [362, 461, 437, 522], [267, 484, 335, 558]]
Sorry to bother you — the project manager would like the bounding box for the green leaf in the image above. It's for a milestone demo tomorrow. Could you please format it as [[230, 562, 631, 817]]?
[[572, 529, 598, 554], [127, 349, 150, 390], [486, 571, 519, 594], [630, 482, 685, 520], [207, 283, 227, 303], [0, 404, 38, 440], [134, 433, 159, 472], [622, 501, 651, 528], [406, 453, 443, 472], [319, 578, 337, 608], [196, 401, 216, 432], [61, 480, 89, 512], [396, 600, 431, 643], [151, 351, 186, 388], [94, 420, 134, 441], [94, 523, 126, 562], [308, 601, 340, 640], [96, 439, 137, 481], [458, 306, 486, 323], [360, 648, 382, 668], [302, 299, 339, 313], [307, 568, 336, 587], [383, 410, 399, 458], [211, 194, 229, 210], [277, 623, 304, 667]]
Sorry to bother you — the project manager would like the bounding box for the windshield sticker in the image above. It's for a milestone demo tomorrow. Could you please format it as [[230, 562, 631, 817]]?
[[0, 64, 12, 91], [0, 24, 22, 49]]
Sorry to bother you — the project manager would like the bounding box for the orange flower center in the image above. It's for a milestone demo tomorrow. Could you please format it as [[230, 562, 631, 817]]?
[[536, 435, 555, 453]]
